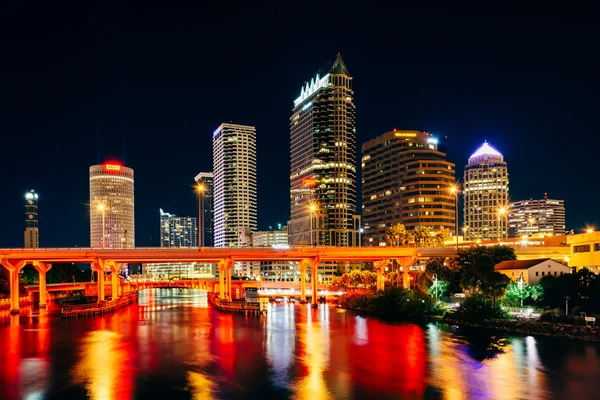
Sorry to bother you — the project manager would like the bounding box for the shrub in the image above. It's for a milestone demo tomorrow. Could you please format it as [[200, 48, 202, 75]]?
[[453, 294, 508, 322]]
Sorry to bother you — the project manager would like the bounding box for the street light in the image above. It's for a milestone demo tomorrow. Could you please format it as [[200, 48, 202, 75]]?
[[432, 273, 438, 300], [97, 203, 106, 249], [308, 202, 318, 246], [450, 186, 459, 251], [196, 183, 205, 246], [497, 207, 507, 242], [518, 273, 525, 307]]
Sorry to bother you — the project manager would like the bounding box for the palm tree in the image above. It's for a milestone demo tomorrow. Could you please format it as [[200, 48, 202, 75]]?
[[386, 223, 407, 246]]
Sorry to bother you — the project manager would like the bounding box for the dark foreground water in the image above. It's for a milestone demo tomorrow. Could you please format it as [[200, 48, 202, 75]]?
[[1, 289, 599, 399]]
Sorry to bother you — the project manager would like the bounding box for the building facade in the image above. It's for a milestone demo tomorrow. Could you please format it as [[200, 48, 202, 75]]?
[[567, 231, 600, 273], [288, 54, 360, 249], [159, 209, 198, 247], [24, 190, 39, 248], [89, 163, 135, 248], [194, 172, 214, 247], [495, 258, 572, 285], [508, 194, 566, 238], [463, 142, 509, 241], [212, 123, 257, 247], [361, 130, 456, 246], [252, 227, 298, 281]]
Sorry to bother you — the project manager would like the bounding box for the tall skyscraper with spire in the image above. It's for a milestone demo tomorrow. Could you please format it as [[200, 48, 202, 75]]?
[[464, 141, 509, 241], [288, 54, 360, 254]]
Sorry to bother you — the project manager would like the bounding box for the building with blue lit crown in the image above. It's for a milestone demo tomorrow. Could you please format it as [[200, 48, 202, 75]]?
[[464, 141, 509, 241]]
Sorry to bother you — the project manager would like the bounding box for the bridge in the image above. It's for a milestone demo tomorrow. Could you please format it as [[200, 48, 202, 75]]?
[[1, 246, 439, 314], [1, 245, 569, 314]]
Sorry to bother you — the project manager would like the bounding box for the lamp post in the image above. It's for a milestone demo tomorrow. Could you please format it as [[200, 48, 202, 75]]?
[[463, 226, 468, 242], [432, 273, 438, 300], [450, 186, 459, 251], [196, 183, 205, 247], [518, 273, 525, 307], [98, 203, 106, 249], [497, 207, 506, 242], [308, 203, 317, 246], [565, 296, 570, 316]]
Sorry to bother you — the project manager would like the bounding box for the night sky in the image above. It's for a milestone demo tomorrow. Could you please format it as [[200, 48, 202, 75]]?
[[1, 3, 598, 247]]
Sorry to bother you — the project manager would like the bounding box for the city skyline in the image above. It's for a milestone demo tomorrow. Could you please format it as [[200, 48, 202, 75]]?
[[1, 4, 597, 247]]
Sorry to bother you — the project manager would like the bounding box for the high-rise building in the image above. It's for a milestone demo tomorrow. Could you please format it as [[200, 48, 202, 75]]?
[[361, 130, 456, 246], [508, 194, 566, 238], [212, 123, 257, 247], [89, 162, 135, 248], [24, 190, 39, 248], [464, 142, 509, 241], [288, 54, 360, 248], [253, 227, 298, 281], [159, 208, 198, 247], [194, 172, 214, 246]]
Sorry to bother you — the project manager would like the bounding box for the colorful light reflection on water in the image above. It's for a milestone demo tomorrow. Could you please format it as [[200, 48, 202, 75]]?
[[0, 288, 599, 399]]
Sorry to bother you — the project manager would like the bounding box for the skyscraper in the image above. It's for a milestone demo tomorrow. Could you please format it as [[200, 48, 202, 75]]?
[[464, 142, 509, 241], [89, 162, 135, 248], [212, 123, 257, 247], [194, 172, 214, 246], [253, 226, 298, 281], [159, 209, 198, 247], [508, 194, 566, 237], [361, 130, 456, 246], [24, 190, 39, 248], [288, 54, 360, 248]]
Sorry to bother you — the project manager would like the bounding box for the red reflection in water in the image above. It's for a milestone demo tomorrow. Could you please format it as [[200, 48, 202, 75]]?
[[213, 313, 236, 380], [349, 321, 426, 397]]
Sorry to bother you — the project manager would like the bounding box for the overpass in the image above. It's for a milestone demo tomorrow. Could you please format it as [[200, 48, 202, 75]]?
[[1, 245, 567, 314], [1, 246, 435, 314]]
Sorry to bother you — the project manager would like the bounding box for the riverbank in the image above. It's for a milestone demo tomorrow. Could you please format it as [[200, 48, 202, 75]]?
[[61, 292, 138, 318], [444, 316, 600, 342]]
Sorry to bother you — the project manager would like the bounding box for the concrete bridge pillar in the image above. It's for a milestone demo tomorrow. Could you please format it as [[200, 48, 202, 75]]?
[[1, 259, 26, 314], [92, 259, 106, 302], [373, 259, 390, 291], [309, 257, 320, 308], [32, 261, 52, 308], [397, 255, 418, 290], [218, 258, 233, 300], [299, 259, 309, 303], [107, 261, 120, 300]]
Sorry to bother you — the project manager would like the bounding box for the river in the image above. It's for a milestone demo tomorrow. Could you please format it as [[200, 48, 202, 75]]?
[[0, 288, 599, 399]]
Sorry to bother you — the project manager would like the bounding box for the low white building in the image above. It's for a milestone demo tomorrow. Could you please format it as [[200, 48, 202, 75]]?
[[494, 258, 573, 285]]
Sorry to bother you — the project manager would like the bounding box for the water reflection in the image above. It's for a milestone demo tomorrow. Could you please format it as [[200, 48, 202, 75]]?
[[1, 289, 600, 399], [71, 330, 135, 400]]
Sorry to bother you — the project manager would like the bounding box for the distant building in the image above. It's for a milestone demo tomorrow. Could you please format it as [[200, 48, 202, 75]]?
[[142, 262, 214, 279], [24, 190, 39, 248], [508, 194, 565, 238], [212, 123, 257, 248], [464, 142, 509, 241], [495, 258, 572, 285], [194, 172, 214, 247], [253, 227, 298, 282], [159, 209, 198, 247], [89, 162, 135, 248], [361, 130, 456, 246]]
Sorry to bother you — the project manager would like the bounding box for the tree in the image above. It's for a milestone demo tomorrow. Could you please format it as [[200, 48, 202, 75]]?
[[47, 263, 85, 284], [386, 223, 407, 246], [0, 268, 9, 298], [428, 279, 449, 298]]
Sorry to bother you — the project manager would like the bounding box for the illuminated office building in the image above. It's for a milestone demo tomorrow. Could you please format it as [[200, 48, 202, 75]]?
[[287, 55, 360, 282], [508, 194, 565, 237], [24, 190, 39, 248], [288, 54, 360, 246], [213, 123, 257, 248], [159, 209, 197, 247], [89, 162, 135, 248], [361, 130, 456, 246], [463, 142, 509, 241], [194, 172, 214, 246]]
